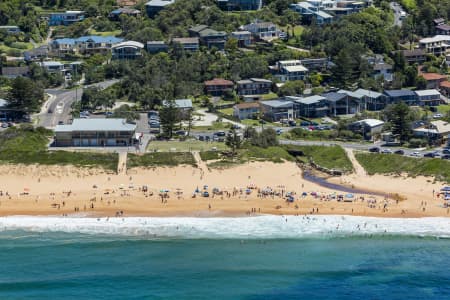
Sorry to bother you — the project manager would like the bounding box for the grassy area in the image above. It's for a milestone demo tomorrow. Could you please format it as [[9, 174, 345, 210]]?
[[261, 92, 279, 100], [89, 29, 122, 36], [191, 121, 232, 131], [400, 0, 416, 10], [0, 127, 118, 171], [280, 25, 305, 36], [355, 153, 450, 183], [127, 152, 196, 168], [437, 104, 450, 114], [284, 145, 353, 172], [147, 140, 227, 152], [199, 150, 221, 161], [218, 108, 233, 115], [240, 146, 294, 163]]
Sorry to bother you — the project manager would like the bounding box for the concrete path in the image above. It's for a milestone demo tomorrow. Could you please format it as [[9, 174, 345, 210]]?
[[118, 152, 127, 175], [344, 148, 367, 177], [192, 151, 209, 176]]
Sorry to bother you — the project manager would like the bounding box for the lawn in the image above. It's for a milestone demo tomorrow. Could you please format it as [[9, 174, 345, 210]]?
[[0, 126, 118, 171], [147, 140, 227, 152], [199, 150, 221, 161], [127, 152, 196, 168], [400, 0, 416, 10], [261, 92, 279, 100], [355, 153, 450, 183], [284, 145, 353, 173], [191, 122, 233, 131], [437, 104, 450, 114], [240, 146, 294, 163], [218, 108, 234, 115], [89, 29, 122, 37]]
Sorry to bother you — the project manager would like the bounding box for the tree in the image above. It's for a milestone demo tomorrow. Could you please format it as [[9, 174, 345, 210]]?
[[277, 80, 305, 96], [112, 104, 140, 123], [416, 76, 428, 90], [225, 127, 242, 156], [6, 77, 44, 112], [383, 102, 414, 143], [251, 128, 278, 148], [159, 100, 180, 138]]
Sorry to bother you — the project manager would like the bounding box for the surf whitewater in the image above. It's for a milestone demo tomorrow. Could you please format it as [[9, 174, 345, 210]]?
[[0, 215, 450, 238]]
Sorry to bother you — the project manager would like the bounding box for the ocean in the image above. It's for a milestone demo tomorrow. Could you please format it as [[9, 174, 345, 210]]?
[[0, 216, 450, 299]]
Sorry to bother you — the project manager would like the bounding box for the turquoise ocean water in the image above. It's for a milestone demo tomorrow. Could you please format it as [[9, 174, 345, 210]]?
[[0, 216, 450, 299]]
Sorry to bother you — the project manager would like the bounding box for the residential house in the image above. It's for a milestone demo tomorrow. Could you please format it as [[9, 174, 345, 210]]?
[[290, 95, 328, 118], [111, 41, 144, 59], [271, 60, 309, 82], [109, 7, 141, 21], [0, 25, 22, 34], [384, 89, 417, 106], [48, 11, 85, 26], [419, 73, 447, 89], [372, 63, 393, 81], [39, 61, 65, 74], [299, 58, 331, 71], [241, 21, 281, 41], [414, 89, 442, 106], [398, 49, 426, 64], [230, 31, 252, 47], [204, 78, 234, 96], [54, 118, 136, 147], [1, 66, 30, 78], [260, 100, 294, 121], [146, 41, 169, 53], [236, 78, 272, 95], [418, 35, 450, 56], [345, 88, 386, 111], [189, 25, 227, 50], [323, 92, 360, 115], [434, 18, 446, 26], [290, 2, 333, 25], [76, 36, 124, 56], [50, 38, 76, 57], [233, 102, 260, 120], [439, 80, 450, 97], [172, 37, 199, 51], [413, 120, 450, 144], [217, 0, 262, 10], [436, 23, 450, 35], [145, 0, 175, 17], [24, 45, 49, 62], [348, 119, 384, 140]]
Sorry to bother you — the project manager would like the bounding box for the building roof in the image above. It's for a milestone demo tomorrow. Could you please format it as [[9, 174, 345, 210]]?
[[400, 49, 426, 57], [204, 78, 233, 86], [147, 40, 167, 45], [0, 25, 20, 30], [354, 119, 384, 128], [384, 89, 416, 97], [172, 37, 199, 44], [315, 10, 333, 19], [235, 102, 260, 109], [260, 100, 293, 108], [40, 61, 63, 67], [420, 73, 447, 81], [198, 28, 226, 38], [0, 98, 8, 107], [237, 78, 272, 84], [75, 35, 124, 44], [189, 24, 209, 33], [112, 41, 144, 49], [436, 24, 450, 31], [415, 89, 441, 97], [283, 65, 308, 72], [431, 120, 450, 134], [53, 38, 76, 45], [440, 80, 450, 88], [55, 118, 136, 132], [373, 63, 392, 71], [145, 0, 175, 7], [324, 92, 347, 102], [352, 88, 383, 99], [1, 66, 29, 76], [163, 99, 193, 109], [231, 30, 251, 35], [293, 95, 326, 105], [419, 35, 450, 44], [111, 7, 140, 14]]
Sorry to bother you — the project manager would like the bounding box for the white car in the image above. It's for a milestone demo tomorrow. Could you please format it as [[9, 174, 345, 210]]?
[[433, 113, 443, 119], [381, 149, 392, 154], [410, 151, 421, 157]]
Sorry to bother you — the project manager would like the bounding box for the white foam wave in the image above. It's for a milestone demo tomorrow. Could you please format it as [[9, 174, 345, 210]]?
[[0, 215, 450, 238]]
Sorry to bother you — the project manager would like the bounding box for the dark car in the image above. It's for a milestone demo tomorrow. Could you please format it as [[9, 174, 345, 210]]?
[[198, 135, 205, 141], [423, 152, 435, 158], [442, 155, 450, 160], [288, 120, 296, 127], [369, 147, 380, 153], [394, 149, 404, 155], [214, 131, 226, 137], [443, 149, 450, 155]]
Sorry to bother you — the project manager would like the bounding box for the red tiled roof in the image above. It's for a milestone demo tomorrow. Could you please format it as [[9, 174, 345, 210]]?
[[204, 78, 234, 86], [440, 80, 450, 88], [420, 73, 447, 81]]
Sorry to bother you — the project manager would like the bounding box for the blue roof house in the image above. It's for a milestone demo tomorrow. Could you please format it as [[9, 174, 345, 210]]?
[[384, 90, 418, 106]]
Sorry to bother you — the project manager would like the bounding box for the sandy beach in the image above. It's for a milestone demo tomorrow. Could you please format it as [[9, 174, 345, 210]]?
[[0, 160, 448, 218]]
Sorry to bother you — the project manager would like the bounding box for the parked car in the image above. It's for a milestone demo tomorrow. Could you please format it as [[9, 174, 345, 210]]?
[[276, 129, 283, 135], [198, 135, 205, 141], [433, 113, 443, 118], [175, 130, 187, 136], [369, 147, 380, 153], [58, 121, 64, 125], [214, 131, 226, 137], [288, 120, 296, 127], [394, 149, 404, 155], [423, 152, 435, 158], [381, 149, 392, 154], [442, 155, 450, 160], [1, 123, 7, 128], [410, 151, 421, 157], [443, 149, 450, 155]]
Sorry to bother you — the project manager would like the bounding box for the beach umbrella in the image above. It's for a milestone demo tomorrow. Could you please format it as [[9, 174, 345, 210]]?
[[346, 193, 354, 198], [203, 185, 208, 190], [441, 186, 450, 192]]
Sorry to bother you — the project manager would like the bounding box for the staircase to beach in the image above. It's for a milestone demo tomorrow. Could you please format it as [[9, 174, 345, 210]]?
[[118, 152, 127, 175]]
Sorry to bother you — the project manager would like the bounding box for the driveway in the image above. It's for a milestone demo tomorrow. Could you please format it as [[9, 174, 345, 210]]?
[[188, 109, 244, 129]]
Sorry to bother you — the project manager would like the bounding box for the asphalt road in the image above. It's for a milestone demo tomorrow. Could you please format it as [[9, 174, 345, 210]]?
[[390, 2, 406, 27], [37, 79, 119, 128]]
